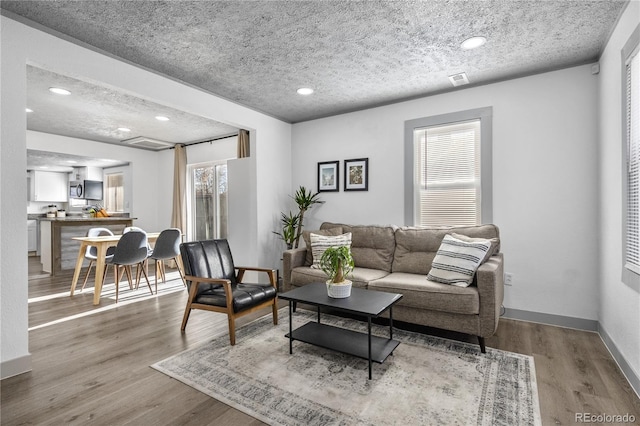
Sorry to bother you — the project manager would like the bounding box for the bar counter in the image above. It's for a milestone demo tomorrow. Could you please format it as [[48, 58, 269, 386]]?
[[39, 217, 136, 276]]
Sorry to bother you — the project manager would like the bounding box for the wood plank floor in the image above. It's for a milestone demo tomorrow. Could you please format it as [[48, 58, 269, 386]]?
[[1, 256, 639, 425]]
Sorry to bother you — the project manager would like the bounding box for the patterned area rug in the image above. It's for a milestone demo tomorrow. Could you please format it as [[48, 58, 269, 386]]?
[[152, 309, 541, 426]]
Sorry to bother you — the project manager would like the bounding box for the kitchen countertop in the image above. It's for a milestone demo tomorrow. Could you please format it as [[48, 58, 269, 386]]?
[[38, 216, 136, 222]]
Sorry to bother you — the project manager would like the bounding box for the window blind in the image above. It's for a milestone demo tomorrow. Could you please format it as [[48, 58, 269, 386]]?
[[626, 49, 640, 274], [414, 119, 481, 226]]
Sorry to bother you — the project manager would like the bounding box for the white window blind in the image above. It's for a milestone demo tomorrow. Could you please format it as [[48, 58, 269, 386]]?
[[414, 119, 481, 226], [626, 48, 640, 274]]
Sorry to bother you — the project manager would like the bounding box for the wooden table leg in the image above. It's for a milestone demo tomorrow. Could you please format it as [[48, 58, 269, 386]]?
[[70, 242, 88, 296], [92, 243, 108, 306]]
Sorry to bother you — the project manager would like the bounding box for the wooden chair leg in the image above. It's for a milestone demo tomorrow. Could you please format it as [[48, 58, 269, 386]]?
[[174, 257, 186, 287], [180, 305, 192, 332], [81, 260, 94, 291], [154, 259, 159, 294], [228, 315, 236, 346], [138, 261, 153, 295], [272, 300, 279, 325], [114, 265, 120, 303]]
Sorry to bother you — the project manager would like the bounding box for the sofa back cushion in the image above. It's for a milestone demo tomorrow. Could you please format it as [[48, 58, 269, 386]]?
[[302, 226, 343, 266], [392, 224, 500, 274], [320, 222, 396, 272]]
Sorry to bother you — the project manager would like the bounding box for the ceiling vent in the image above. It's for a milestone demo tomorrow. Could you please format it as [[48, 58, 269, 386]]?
[[448, 72, 470, 87], [122, 136, 173, 150]]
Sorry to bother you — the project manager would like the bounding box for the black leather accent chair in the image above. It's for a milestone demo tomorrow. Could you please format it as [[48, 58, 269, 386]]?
[[179, 239, 278, 345]]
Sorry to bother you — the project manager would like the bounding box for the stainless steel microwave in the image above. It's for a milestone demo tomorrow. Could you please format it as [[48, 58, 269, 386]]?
[[69, 180, 103, 200]]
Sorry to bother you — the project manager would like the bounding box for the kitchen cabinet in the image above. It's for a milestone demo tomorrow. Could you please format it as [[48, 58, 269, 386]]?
[[27, 220, 37, 252], [30, 170, 68, 202]]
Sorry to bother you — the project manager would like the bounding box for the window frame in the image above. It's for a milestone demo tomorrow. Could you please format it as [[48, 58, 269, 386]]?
[[622, 24, 640, 284], [404, 107, 493, 226], [186, 160, 228, 242], [104, 171, 125, 213]]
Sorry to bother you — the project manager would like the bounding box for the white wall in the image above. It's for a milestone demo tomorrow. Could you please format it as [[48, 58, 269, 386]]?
[[597, 0, 640, 388], [0, 16, 291, 378], [292, 64, 600, 321], [1, 15, 31, 379]]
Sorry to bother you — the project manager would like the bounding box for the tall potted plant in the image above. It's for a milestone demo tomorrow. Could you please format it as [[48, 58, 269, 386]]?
[[319, 245, 355, 298], [292, 186, 323, 248], [272, 211, 300, 250]]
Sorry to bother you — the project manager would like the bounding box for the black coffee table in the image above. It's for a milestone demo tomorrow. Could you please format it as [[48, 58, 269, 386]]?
[[278, 282, 403, 379]]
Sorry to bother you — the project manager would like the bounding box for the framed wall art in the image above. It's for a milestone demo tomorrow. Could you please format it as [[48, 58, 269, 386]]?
[[317, 160, 339, 192], [344, 158, 368, 191]]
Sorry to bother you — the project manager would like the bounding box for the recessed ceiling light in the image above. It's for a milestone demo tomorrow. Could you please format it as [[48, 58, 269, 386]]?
[[297, 87, 314, 95], [66, 160, 78, 164], [461, 36, 487, 50], [49, 87, 71, 95], [117, 127, 131, 132], [25, 108, 33, 113], [155, 115, 170, 121]]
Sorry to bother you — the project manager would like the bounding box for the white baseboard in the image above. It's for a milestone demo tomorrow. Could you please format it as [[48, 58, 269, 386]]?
[[503, 307, 598, 331], [0, 354, 32, 380], [598, 324, 640, 400], [503, 308, 639, 398]]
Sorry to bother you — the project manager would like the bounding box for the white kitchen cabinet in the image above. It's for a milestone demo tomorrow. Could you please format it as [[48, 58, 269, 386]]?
[[30, 170, 68, 202], [27, 220, 37, 252]]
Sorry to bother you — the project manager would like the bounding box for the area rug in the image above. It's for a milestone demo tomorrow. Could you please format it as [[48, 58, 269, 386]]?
[[152, 309, 541, 426]]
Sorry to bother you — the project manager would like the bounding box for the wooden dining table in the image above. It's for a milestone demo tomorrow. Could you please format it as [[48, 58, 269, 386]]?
[[70, 232, 161, 305]]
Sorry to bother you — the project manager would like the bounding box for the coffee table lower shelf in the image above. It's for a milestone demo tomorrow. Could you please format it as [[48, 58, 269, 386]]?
[[286, 321, 400, 363]]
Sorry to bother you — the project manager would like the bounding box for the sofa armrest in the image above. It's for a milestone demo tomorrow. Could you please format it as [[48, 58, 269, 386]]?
[[476, 253, 504, 337], [282, 247, 307, 290]]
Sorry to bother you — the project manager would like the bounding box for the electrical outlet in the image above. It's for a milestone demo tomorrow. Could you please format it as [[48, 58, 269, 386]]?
[[504, 273, 513, 286]]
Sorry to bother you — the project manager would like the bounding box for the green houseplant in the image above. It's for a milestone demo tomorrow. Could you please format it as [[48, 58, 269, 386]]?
[[319, 245, 355, 298], [292, 186, 323, 248], [272, 211, 300, 250]]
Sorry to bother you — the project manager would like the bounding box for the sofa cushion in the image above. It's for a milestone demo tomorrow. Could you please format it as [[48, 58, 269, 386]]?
[[321, 222, 396, 272], [427, 234, 492, 287], [309, 232, 352, 269], [392, 224, 500, 274], [368, 273, 479, 314], [302, 226, 343, 266], [450, 232, 499, 263], [290, 266, 388, 289]]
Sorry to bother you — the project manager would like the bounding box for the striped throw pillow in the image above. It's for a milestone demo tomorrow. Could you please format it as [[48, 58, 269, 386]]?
[[310, 232, 352, 269], [427, 234, 492, 287]]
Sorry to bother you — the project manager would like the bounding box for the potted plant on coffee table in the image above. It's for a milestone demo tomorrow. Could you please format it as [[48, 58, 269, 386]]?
[[319, 245, 355, 298]]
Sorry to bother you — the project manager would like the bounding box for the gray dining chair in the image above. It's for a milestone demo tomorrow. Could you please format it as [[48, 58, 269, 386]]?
[[103, 230, 152, 302], [123, 226, 152, 283], [81, 227, 115, 291], [148, 228, 185, 293]]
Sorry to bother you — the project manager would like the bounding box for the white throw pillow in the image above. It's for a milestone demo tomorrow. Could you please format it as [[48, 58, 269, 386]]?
[[427, 234, 492, 287], [310, 232, 352, 269]]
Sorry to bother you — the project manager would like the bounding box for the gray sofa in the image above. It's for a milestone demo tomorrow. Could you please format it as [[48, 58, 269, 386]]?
[[282, 222, 504, 352]]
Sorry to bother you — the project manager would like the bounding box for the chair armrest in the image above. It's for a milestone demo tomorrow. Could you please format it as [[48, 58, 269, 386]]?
[[235, 266, 275, 273], [235, 267, 277, 288], [183, 275, 233, 307], [183, 275, 231, 286], [282, 248, 307, 290], [475, 253, 504, 337]]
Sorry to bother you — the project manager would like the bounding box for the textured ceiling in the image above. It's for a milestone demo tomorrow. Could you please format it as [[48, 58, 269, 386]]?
[[2, 0, 626, 125], [26, 66, 239, 146]]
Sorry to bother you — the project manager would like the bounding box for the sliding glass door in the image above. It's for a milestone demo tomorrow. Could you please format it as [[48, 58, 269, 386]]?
[[188, 162, 228, 241]]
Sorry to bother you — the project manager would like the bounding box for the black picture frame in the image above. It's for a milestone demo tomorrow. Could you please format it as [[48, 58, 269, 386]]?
[[344, 158, 368, 191], [317, 161, 339, 192]]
